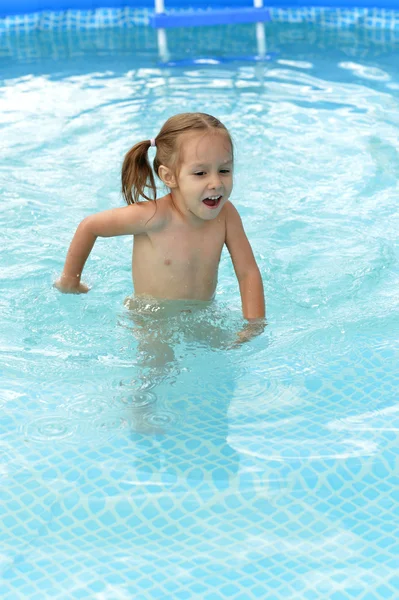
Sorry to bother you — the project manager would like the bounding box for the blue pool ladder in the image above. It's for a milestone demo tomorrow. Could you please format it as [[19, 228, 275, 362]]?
[[152, 0, 270, 66], [151, 0, 271, 28]]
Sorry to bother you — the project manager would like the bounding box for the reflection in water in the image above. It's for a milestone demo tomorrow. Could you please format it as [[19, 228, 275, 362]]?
[[3, 20, 399, 65]]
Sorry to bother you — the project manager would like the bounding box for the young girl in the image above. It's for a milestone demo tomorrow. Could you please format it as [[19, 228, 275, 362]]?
[[55, 112, 265, 343]]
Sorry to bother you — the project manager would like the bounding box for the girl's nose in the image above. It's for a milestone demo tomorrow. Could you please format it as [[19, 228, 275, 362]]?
[[209, 174, 222, 189]]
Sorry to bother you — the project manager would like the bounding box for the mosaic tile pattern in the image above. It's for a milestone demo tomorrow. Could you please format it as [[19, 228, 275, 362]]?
[[1, 5, 399, 34], [1, 9, 399, 65], [1, 337, 398, 598], [0, 8, 151, 33]]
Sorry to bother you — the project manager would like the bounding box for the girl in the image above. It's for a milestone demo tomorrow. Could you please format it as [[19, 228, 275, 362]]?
[[55, 112, 265, 342]]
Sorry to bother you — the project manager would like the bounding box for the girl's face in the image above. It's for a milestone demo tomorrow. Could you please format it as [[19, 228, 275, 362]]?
[[172, 131, 233, 222]]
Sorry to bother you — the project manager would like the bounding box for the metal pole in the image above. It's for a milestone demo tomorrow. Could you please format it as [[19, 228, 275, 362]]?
[[157, 28, 170, 63], [254, 0, 266, 58], [155, 0, 168, 63], [155, 0, 165, 14], [255, 21, 266, 58]]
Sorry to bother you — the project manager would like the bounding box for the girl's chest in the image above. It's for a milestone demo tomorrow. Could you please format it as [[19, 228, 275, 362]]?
[[150, 221, 226, 269]]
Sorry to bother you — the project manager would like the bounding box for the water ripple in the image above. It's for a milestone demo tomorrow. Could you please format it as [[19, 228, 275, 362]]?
[[24, 416, 77, 443], [117, 391, 157, 410], [67, 397, 109, 417], [93, 415, 128, 435], [140, 410, 180, 429]]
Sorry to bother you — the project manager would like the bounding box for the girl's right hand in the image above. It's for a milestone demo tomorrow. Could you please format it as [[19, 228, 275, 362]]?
[[54, 278, 90, 294]]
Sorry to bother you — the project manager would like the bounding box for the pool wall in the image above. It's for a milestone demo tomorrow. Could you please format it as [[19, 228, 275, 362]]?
[[1, 0, 399, 35], [2, 0, 399, 14]]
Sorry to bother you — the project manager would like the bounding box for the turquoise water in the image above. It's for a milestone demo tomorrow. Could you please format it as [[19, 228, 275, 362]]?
[[1, 22, 399, 599]]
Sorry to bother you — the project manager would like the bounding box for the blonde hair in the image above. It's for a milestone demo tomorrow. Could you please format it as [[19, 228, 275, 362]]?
[[121, 112, 233, 204]]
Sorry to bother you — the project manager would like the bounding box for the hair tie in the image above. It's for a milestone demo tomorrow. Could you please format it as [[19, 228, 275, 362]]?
[[150, 138, 156, 148]]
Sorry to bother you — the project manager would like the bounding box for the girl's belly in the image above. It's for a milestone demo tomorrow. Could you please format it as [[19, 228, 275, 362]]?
[[132, 262, 218, 302]]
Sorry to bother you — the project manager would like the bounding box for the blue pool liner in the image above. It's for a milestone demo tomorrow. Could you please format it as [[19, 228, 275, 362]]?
[[1, 0, 399, 18], [1, 1, 399, 35]]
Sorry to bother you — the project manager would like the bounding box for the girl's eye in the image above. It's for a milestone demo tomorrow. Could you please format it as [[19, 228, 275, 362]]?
[[193, 169, 231, 176]]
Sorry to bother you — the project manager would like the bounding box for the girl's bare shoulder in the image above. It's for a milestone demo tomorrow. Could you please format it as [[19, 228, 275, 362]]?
[[133, 194, 172, 232]]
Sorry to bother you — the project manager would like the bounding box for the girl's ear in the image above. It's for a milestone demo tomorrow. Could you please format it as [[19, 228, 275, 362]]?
[[158, 165, 177, 188]]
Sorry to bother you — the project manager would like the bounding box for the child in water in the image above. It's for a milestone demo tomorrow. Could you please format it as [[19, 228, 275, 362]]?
[[55, 112, 265, 343]]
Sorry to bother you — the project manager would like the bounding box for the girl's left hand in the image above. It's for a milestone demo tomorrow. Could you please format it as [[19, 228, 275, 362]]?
[[54, 279, 90, 294], [229, 318, 266, 348]]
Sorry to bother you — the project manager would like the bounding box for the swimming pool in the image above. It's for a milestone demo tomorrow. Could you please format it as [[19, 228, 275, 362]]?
[[1, 10, 399, 600]]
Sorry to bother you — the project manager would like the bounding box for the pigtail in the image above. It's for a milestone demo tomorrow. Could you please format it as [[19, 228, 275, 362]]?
[[121, 140, 157, 204]]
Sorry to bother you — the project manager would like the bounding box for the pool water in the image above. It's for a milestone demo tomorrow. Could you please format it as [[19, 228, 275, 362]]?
[[1, 21, 399, 599]]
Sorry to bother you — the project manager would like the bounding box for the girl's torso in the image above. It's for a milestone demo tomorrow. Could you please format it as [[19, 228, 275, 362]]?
[[131, 196, 227, 301]]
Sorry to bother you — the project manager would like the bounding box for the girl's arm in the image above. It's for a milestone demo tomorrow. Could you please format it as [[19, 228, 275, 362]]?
[[55, 202, 162, 293], [55, 219, 96, 293], [225, 201, 266, 341]]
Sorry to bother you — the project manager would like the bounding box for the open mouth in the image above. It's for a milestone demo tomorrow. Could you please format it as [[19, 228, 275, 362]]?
[[202, 195, 222, 209]]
